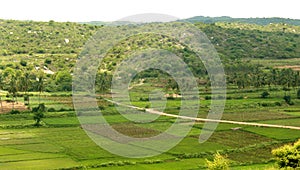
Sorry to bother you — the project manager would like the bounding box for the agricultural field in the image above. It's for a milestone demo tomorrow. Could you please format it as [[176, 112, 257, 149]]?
[[1, 18, 300, 169], [0, 84, 300, 169]]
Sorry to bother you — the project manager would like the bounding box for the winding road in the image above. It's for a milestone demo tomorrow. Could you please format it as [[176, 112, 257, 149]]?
[[104, 98, 300, 130]]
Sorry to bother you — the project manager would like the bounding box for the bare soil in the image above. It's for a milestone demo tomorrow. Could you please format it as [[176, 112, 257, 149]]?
[[275, 65, 300, 71], [0, 101, 29, 114]]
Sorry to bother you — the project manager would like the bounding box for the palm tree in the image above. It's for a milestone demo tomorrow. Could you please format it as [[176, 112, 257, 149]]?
[[8, 75, 18, 110], [20, 72, 31, 105], [37, 73, 44, 104]]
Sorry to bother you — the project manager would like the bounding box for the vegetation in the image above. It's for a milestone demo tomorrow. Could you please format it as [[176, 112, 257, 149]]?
[[0, 18, 299, 169], [206, 152, 230, 170], [272, 139, 300, 168], [32, 103, 46, 126], [184, 16, 300, 26]]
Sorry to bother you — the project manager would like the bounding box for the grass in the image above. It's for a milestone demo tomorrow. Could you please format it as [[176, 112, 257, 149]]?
[[0, 87, 300, 169], [0, 158, 79, 170], [207, 130, 274, 148], [243, 126, 300, 140]]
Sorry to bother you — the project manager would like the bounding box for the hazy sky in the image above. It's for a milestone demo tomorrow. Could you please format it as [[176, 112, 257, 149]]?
[[0, 0, 299, 22]]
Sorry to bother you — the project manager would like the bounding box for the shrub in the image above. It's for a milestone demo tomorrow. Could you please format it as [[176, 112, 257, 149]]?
[[20, 59, 27, 66], [205, 96, 211, 100], [44, 58, 52, 64], [59, 108, 67, 112], [98, 105, 105, 110], [272, 139, 300, 168], [261, 103, 269, 107], [284, 95, 293, 105], [48, 108, 56, 112], [9, 110, 20, 114], [139, 97, 149, 101], [261, 91, 270, 98], [206, 152, 230, 170], [274, 102, 282, 106]]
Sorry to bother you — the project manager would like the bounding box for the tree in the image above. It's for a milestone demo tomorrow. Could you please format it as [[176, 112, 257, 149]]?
[[37, 72, 44, 104], [297, 89, 300, 99], [19, 71, 32, 105], [33, 103, 46, 127], [96, 72, 112, 94], [55, 71, 72, 91], [8, 75, 18, 109], [272, 139, 300, 169], [206, 152, 230, 170]]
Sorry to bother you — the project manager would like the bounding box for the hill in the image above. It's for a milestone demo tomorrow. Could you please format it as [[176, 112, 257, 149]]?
[[184, 16, 300, 25], [0, 18, 300, 92]]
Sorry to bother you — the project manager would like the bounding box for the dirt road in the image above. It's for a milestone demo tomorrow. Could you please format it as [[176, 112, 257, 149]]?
[[104, 98, 300, 130]]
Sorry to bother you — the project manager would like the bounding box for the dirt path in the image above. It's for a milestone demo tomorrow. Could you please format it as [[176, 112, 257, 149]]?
[[104, 98, 300, 130], [128, 79, 144, 90]]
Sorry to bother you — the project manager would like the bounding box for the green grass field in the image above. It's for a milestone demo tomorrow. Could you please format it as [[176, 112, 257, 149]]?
[[0, 85, 300, 169]]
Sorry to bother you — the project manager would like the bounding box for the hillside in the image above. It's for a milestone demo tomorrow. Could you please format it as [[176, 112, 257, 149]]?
[[0, 19, 300, 92], [184, 16, 300, 25]]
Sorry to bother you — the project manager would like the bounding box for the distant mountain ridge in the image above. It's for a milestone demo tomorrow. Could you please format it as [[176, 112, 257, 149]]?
[[183, 16, 300, 25], [80, 16, 300, 26]]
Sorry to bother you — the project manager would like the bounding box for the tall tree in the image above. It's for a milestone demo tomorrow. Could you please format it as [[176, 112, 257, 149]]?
[[37, 72, 44, 104]]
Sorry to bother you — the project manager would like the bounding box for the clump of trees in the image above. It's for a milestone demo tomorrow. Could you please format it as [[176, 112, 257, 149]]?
[[272, 139, 300, 169]]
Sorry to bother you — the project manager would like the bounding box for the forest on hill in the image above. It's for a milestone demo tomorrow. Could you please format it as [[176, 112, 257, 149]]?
[[0, 19, 300, 93]]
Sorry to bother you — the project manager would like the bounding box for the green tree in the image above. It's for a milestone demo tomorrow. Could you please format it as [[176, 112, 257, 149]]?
[[297, 89, 300, 99], [55, 71, 72, 91], [8, 75, 18, 109], [37, 72, 44, 104], [96, 72, 112, 93], [272, 139, 300, 168], [33, 103, 46, 127]]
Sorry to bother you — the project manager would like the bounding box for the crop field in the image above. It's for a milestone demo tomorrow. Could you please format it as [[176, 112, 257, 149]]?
[[0, 85, 300, 170]]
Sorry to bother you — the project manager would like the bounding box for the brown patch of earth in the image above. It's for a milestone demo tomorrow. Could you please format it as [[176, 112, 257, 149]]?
[[0, 101, 29, 114], [275, 65, 300, 71]]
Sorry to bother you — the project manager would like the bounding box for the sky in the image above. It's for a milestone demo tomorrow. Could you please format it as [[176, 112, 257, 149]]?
[[0, 0, 299, 22]]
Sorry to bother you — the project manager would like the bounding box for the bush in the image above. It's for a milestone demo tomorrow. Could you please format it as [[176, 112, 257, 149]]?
[[98, 105, 105, 110], [206, 152, 230, 170], [272, 139, 300, 168], [284, 95, 294, 105], [205, 96, 211, 100], [9, 110, 20, 114], [44, 58, 52, 64], [139, 97, 149, 101], [261, 91, 270, 98], [274, 102, 282, 106], [20, 59, 27, 66], [48, 108, 56, 112]]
